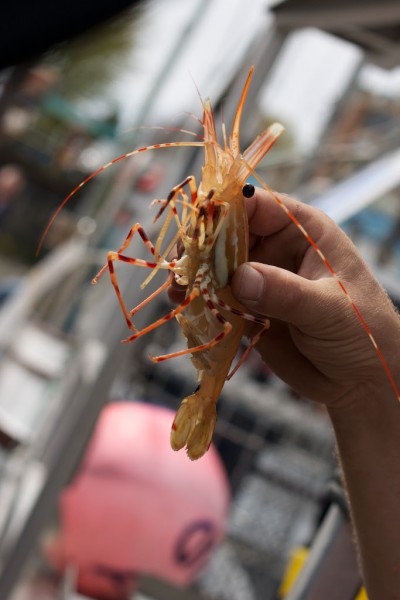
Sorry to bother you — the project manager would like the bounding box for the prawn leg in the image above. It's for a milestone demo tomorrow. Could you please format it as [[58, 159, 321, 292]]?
[[153, 175, 198, 225], [92, 223, 157, 283], [141, 178, 198, 289], [110, 252, 167, 332], [122, 285, 201, 343], [227, 325, 269, 380], [207, 290, 271, 378], [97, 247, 172, 332], [211, 292, 270, 328], [129, 273, 174, 318], [150, 287, 233, 362]]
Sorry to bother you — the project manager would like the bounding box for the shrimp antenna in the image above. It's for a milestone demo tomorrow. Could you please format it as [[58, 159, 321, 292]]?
[[36, 140, 205, 255], [121, 124, 205, 141], [184, 111, 203, 128]]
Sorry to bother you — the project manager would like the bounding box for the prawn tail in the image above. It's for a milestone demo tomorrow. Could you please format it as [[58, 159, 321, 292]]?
[[170, 390, 217, 461]]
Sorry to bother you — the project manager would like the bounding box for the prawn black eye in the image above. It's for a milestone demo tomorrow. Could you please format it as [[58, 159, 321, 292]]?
[[242, 183, 255, 198]]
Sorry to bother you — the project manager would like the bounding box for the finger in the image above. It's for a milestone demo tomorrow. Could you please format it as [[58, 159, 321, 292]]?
[[245, 188, 322, 270], [245, 188, 365, 282], [253, 319, 330, 399], [246, 188, 328, 252], [245, 188, 304, 237], [245, 188, 288, 238], [231, 261, 338, 332]]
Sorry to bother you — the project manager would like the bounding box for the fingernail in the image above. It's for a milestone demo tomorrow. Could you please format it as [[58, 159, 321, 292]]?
[[236, 264, 264, 302]]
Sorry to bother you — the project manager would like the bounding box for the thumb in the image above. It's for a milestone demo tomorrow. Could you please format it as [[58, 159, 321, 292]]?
[[231, 262, 328, 329]]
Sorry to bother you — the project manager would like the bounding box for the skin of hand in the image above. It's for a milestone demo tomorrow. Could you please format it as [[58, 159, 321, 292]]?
[[230, 187, 400, 410]]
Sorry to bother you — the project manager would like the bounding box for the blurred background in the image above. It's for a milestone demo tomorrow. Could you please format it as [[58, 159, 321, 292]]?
[[0, 0, 399, 599]]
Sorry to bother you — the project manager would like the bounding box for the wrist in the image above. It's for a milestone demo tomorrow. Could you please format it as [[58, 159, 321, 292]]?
[[327, 383, 398, 428], [326, 381, 400, 599]]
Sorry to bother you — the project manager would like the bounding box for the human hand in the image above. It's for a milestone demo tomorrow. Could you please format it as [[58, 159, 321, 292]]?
[[231, 187, 400, 410]]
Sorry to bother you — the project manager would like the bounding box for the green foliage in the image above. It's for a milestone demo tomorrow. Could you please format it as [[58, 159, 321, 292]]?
[[43, 8, 142, 102]]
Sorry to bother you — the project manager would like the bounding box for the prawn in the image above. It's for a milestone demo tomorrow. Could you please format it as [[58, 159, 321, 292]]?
[[39, 66, 400, 460], [94, 66, 280, 460]]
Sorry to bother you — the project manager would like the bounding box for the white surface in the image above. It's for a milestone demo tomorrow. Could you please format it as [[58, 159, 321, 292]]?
[[312, 148, 400, 223], [11, 325, 69, 379], [0, 359, 50, 442], [260, 28, 363, 153]]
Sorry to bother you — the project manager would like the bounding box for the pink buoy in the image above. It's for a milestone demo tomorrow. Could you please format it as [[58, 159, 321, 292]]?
[[45, 401, 230, 599]]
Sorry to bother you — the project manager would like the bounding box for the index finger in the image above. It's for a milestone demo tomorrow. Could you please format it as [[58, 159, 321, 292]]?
[[245, 187, 320, 268], [246, 187, 342, 250], [244, 186, 365, 283], [245, 187, 311, 237]]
